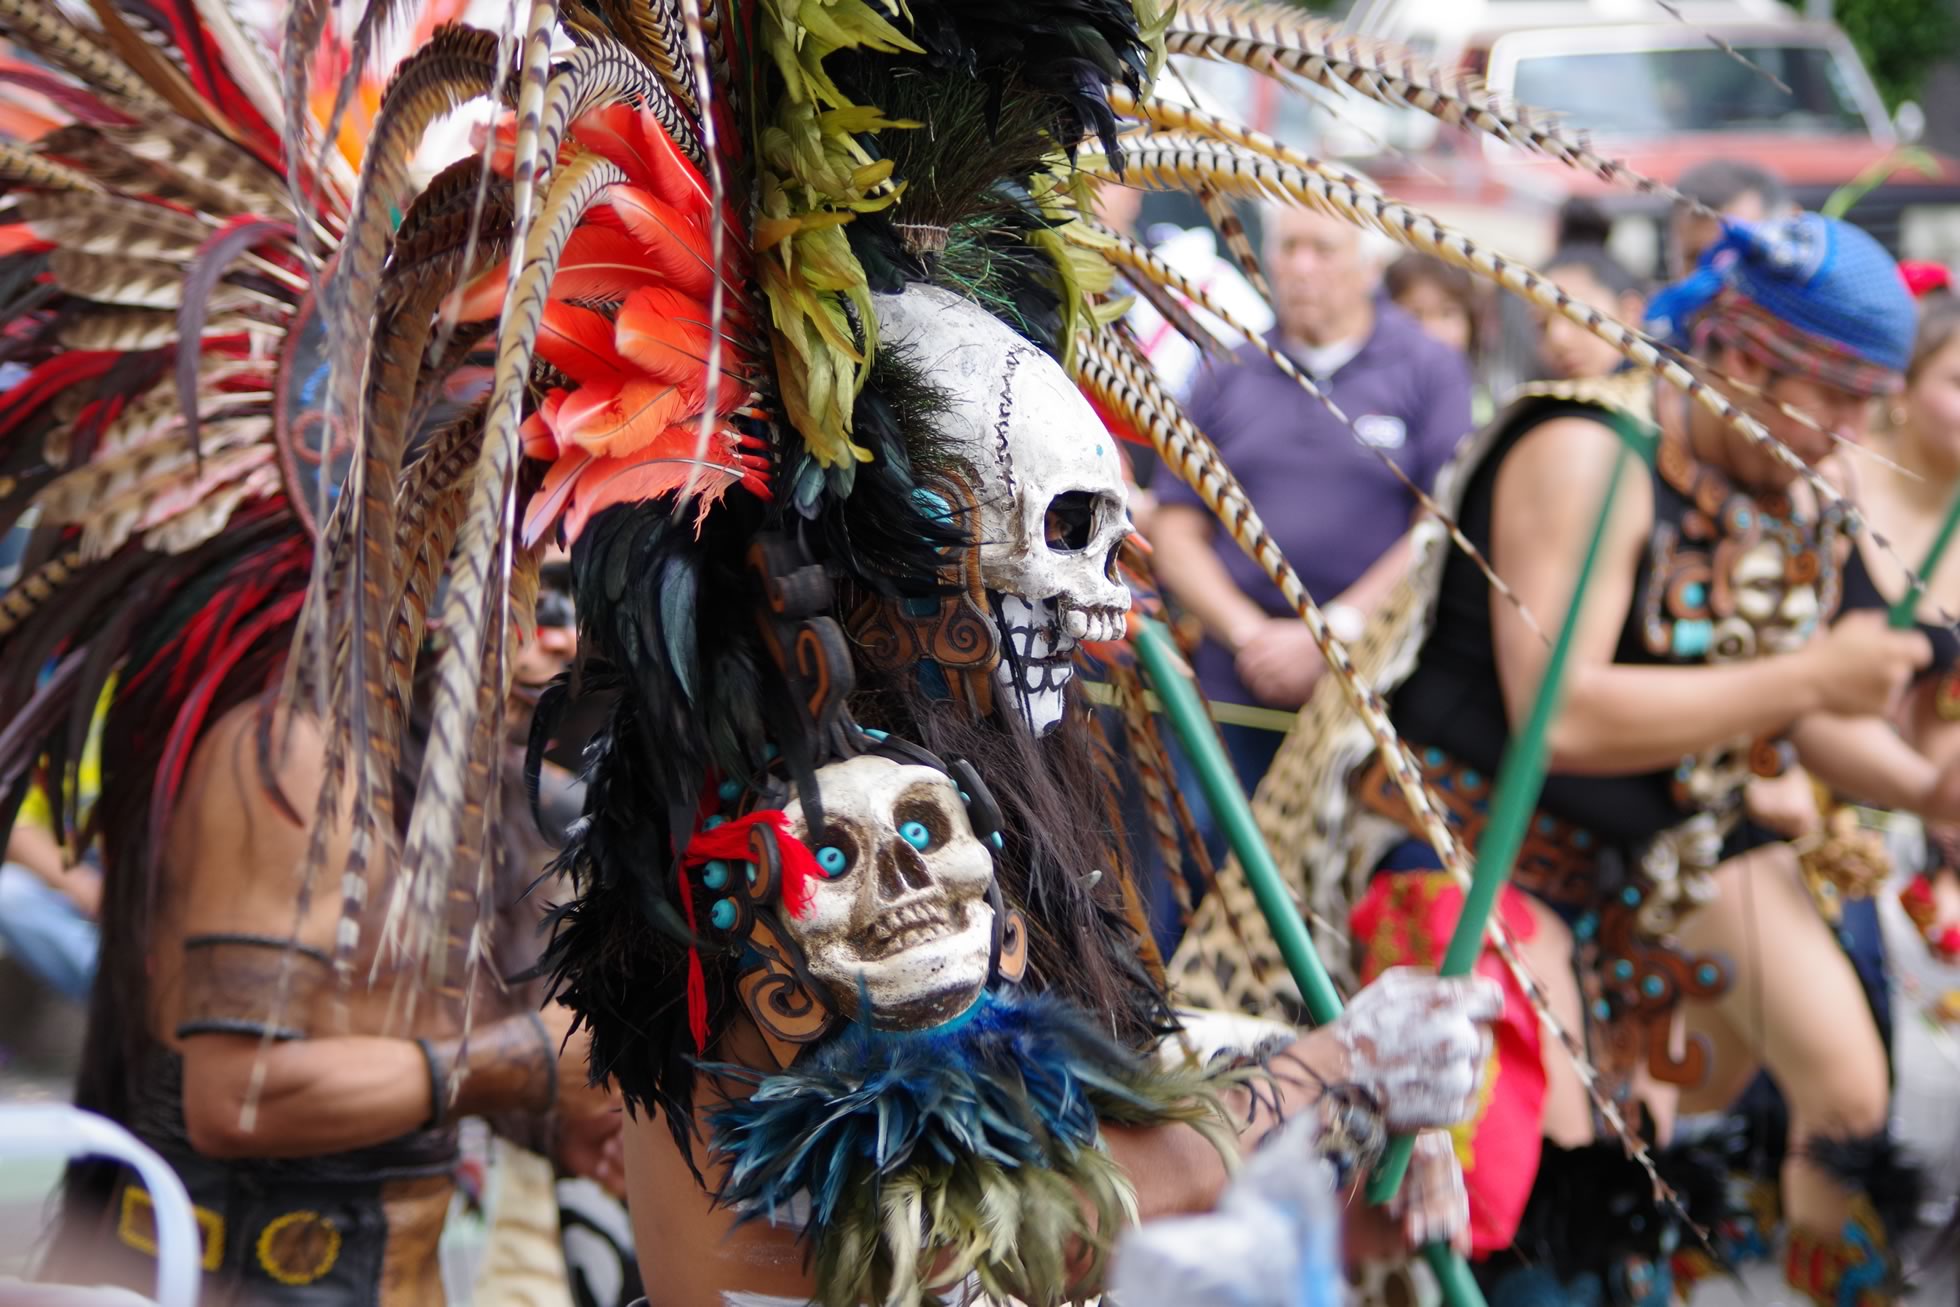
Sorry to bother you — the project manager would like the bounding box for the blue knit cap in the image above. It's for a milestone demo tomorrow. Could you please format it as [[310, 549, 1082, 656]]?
[[1645, 213, 1915, 394]]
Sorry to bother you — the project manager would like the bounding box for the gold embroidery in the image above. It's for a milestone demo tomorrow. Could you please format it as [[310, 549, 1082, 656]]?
[[255, 1209, 343, 1286], [117, 1183, 224, 1272]]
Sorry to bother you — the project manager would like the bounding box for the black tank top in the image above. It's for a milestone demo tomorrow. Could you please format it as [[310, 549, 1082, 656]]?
[[1838, 541, 1960, 678], [1392, 381, 1846, 848]]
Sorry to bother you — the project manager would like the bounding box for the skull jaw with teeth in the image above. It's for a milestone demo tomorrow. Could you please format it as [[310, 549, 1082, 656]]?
[[874, 286, 1133, 735], [781, 755, 997, 1030]]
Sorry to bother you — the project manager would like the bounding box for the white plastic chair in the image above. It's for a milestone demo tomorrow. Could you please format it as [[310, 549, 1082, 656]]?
[[0, 1104, 197, 1307]]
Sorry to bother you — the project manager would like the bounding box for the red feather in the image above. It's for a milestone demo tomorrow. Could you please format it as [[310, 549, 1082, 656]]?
[[536, 301, 634, 386], [548, 226, 669, 302], [614, 286, 716, 383], [606, 186, 717, 299], [573, 105, 710, 217]]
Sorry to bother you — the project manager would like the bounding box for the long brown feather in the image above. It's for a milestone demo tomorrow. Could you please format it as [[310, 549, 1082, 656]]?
[[1164, 0, 1708, 212], [13, 191, 213, 260], [0, 141, 102, 193], [83, 0, 236, 139], [0, 0, 170, 114], [386, 150, 624, 989], [55, 307, 260, 351], [0, 548, 84, 639], [50, 249, 236, 311]]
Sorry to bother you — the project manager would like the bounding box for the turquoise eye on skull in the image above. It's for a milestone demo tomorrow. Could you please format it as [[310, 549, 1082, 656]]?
[[899, 821, 932, 851], [817, 845, 849, 877]]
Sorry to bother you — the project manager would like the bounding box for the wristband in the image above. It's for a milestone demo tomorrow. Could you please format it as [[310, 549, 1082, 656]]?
[[416, 1011, 558, 1130]]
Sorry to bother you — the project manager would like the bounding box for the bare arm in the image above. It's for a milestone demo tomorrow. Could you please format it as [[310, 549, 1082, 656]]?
[[1150, 503, 1268, 652], [1786, 712, 1960, 823], [1489, 417, 1893, 774], [6, 822, 71, 888], [181, 1035, 435, 1158], [168, 710, 436, 1157]]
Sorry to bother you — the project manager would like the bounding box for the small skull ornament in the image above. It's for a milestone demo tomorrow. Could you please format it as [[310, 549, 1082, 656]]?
[[781, 754, 997, 1029], [874, 286, 1131, 733]]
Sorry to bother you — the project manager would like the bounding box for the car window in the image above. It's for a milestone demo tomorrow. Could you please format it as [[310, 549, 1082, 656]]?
[[1509, 44, 1868, 137]]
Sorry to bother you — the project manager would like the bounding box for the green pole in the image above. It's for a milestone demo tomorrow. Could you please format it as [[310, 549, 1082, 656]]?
[[1365, 439, 1636, 1205], [1132, 618, 1486, 1307], [1889, 489, 1960, 630]]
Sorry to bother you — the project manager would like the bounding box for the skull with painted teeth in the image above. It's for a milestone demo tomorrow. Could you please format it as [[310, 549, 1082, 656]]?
[[781, 754, 997, 1029], [874, 286, 1131, 734]]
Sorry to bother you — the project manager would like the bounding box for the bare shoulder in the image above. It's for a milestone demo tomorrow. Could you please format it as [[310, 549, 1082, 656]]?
[[165, 698, 338, 933], [1496, 413, 1654, 535]]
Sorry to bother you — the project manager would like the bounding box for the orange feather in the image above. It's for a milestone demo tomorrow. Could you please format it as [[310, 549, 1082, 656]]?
[[614, 285, 716, 383], [605, 185, 716, 299], [547, 377, 694, 459], [536, 301, 633, 387], [548, 226, 669, 303], [572, 105, 710, 218], [554, 431, 742, 541]]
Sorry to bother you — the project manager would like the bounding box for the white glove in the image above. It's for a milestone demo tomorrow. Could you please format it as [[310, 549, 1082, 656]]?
[[1392, 1130, 1471, 1251], [1336, 967, 1501, 1132]]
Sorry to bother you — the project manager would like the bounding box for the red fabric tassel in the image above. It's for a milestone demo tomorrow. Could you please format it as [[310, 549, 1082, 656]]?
[[675, 866, 710, 1055], [680, 808, 821, 919]]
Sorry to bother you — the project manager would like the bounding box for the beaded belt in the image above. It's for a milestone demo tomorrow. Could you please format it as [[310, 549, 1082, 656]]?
[[1355, 748, 1599, 911]]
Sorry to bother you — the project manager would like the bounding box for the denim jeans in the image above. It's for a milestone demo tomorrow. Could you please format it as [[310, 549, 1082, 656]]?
[[1148, 723, 1287, 958], [0, 862, 99, 1002]]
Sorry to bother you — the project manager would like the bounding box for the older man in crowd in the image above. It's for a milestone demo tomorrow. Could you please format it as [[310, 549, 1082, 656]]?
[[1670, 159, 1792, 277], [1150, 202, 1473, 821]]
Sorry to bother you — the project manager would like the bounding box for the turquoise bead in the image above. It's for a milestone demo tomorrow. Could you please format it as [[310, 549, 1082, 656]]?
[[1671, 619, 1713, 657], [1641, 975, 1665, 998], [710, 898, 737, 930], [817, 846, 848, 876], [745, 862, 758, 885], [988, 831, 1003, 850], [899, 821, 931, 850], [703, 815, 727, 831], [717, 780, 741, 802], [702, 861, 730, 890]]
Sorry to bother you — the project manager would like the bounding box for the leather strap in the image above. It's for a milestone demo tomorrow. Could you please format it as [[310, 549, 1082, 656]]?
[[176, 933, 332, 1042], [415, 1011, 557, 1129]]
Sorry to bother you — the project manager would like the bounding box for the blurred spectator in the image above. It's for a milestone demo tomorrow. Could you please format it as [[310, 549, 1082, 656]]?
[[1385, 252, 1493, 422], [1096, 184, 1272, 404], [1553, 197, 1614, 253], [1384, 253, 1477, 358], [1537, 246, 1647, 381], [1670, 160, 1791, 277], [0, 685, 107, 1004], [1150, 200, 1472, 808]]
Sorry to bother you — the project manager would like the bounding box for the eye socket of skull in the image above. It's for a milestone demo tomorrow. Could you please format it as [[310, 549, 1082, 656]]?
[[781, 756, 996, 1030], [1044, 491, 1098, 552]]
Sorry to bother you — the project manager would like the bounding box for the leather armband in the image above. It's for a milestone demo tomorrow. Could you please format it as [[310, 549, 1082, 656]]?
[[415, 1011, 557, 1130], [175, 933, 331, 1042]]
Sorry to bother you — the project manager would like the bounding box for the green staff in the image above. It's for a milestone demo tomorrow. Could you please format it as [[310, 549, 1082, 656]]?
[[1889, 489, 1960, 630], [1132, 617, 1487, 1307]]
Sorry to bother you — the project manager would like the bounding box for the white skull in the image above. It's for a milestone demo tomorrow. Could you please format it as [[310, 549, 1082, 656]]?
[[781, 755, 997, 1029], [874, 286, 1131, 733]]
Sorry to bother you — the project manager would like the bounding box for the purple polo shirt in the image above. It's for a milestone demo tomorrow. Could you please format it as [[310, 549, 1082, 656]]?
[[1152, 303, 1472, 706]]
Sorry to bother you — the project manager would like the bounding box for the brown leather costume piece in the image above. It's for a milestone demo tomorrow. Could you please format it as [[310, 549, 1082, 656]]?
[[417, 1010, 558, 1128], [176, 934, 332, 1041], [1354, 754, 1596, 911]]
